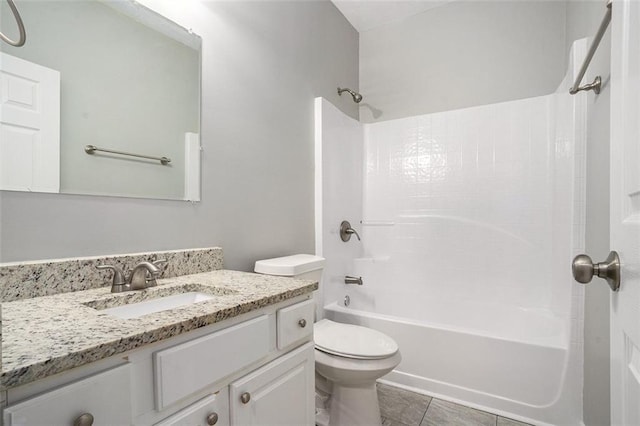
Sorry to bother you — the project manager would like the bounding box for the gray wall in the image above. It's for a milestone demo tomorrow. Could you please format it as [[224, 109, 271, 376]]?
[[0, 0, 359, 270], [359, 1, 567, 122], [1, 1, 200, 199], [566, 2, 611, 425]]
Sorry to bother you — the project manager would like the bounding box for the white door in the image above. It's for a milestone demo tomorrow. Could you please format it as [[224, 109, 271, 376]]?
[[0, 52, 60, 193], [610, 0, 640, 424]]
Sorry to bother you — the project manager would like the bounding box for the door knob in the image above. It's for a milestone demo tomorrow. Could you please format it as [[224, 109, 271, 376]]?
[[240, 392, 251, 404], [572, 251, 620, 291]]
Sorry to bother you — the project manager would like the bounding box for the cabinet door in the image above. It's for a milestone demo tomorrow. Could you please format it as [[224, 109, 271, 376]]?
[[229, 342, 314, 426], [155, 388, 229, 426], [3, 365, 132, 426]]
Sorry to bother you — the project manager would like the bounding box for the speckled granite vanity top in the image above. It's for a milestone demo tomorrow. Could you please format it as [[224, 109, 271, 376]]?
[[1, 270, 317, 389]]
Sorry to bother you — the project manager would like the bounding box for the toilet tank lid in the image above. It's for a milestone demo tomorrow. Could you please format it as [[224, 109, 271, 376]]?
[[254, 254, 325, 276]]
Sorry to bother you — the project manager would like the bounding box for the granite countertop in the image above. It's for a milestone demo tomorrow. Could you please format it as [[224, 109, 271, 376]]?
[[1, 270, 317, 389]]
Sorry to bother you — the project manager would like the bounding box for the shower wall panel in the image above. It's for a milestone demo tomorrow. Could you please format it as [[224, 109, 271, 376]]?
[[362, 96, 560, 316], [314, 98, 363, 319]]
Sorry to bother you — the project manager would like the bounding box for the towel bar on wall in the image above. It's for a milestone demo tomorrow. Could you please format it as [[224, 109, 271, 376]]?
[[84, 145, 171, 165]]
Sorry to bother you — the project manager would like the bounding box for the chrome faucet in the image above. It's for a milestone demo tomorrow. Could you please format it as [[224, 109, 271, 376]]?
[[345, 276, 363, 285], [129, 261, 161, 290], [96, 259, 166, 293]]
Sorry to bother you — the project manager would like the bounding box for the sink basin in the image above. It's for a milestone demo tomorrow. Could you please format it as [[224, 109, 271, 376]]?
[[84, 283, 237, 319], [100, 292, 215, 319]]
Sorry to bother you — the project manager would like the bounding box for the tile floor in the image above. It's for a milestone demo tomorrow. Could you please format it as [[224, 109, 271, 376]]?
[[377, 383, 532, 426]]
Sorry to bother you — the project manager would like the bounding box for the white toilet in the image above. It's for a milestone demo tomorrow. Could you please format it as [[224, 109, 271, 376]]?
[[254, 254, 402, 426]]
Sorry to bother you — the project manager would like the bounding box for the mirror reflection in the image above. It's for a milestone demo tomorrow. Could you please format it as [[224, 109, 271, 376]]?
[[0, 0, 201, 200]]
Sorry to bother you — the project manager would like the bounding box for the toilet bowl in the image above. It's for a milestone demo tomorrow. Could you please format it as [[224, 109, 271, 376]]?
[[254, 254, 402, 426], [314, 319, 401, 426]]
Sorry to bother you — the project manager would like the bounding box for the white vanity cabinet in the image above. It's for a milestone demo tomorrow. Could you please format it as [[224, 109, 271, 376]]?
[[2, 296, 316, 426], [3, 365, 132, 426]]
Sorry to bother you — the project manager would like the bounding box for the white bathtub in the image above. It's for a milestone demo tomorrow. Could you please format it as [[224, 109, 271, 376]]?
[[324, 300, 575, 426]]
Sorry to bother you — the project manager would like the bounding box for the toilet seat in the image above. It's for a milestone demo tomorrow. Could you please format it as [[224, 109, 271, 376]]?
[[314, 319, 398, 360]]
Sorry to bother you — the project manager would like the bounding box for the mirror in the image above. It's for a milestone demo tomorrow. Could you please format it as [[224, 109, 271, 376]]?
[[0, 0, 201, 200]]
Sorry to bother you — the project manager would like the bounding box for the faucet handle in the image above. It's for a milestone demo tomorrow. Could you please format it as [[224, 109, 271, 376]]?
[[96, 264, 126, 285], [146, 259, 167, 287], [152, 259, 167, 271], [96, 264, 128, 292], [340, 221, 361, 242]]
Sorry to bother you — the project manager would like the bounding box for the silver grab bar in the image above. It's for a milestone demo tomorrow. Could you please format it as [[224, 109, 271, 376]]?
[[84, 145, 171, 165], [569, 0, 612, 95], [1, 0, 26, 47]]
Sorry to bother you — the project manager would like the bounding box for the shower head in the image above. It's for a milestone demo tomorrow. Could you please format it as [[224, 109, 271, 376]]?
[[337, 87, 363, 103]]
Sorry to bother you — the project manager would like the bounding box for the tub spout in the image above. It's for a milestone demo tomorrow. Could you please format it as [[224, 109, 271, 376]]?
[[345, 276, 363, 285]]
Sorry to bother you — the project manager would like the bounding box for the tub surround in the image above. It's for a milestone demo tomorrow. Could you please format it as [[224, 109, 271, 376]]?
[[0, 247, 224, 302], [314, 38, 588, 426], [1, 269, 317, 389]]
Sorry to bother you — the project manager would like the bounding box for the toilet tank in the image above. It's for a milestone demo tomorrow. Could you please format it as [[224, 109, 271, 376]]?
[[254, 254, 325, 281]]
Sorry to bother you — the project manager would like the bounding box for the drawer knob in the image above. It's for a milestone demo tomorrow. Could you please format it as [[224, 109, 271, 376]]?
[[298, 319, 307, 328], [73, 413, 94, 426], [206, 412, 219, 425], [241, 392, 251, 404]]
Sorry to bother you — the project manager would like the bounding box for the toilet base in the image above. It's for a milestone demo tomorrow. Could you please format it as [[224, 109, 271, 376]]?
[[328, 382, 381, 426], [315, 349, 401, 426]]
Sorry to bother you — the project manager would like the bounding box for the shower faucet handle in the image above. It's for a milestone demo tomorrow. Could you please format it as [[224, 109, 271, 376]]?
[[340, 221, 361, 242], [572, 251, 620, 291]]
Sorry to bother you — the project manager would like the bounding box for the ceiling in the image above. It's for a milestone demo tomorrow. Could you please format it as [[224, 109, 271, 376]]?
[[331, 0, 455, 33]]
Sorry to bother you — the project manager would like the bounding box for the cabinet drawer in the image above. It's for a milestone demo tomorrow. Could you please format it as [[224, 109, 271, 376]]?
[[155, 315, 271, 410], [277, 299, 314, 349], [3, 365, 132, 426], [155, 388, 229, 426]]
